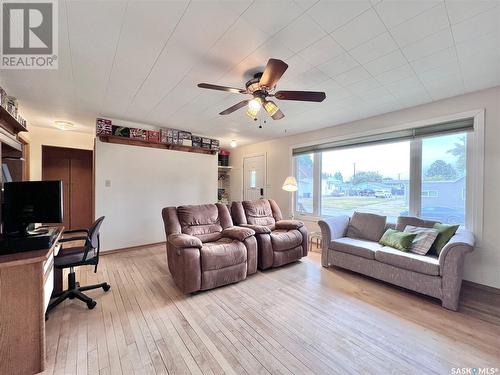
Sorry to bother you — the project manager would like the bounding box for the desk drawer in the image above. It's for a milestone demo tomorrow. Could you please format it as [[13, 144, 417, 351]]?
[[43, 266, 54, 312]]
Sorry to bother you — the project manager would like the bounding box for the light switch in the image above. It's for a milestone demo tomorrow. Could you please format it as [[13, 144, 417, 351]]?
[[105, 180, 111, 187]]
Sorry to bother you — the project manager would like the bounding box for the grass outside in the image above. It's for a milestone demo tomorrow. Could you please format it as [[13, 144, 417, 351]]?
[[297, 196, 408, 220]]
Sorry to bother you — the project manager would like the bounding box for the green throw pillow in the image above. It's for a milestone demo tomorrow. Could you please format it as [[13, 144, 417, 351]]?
[[379, 229, 417, 252], [431, 223, 460, 255]]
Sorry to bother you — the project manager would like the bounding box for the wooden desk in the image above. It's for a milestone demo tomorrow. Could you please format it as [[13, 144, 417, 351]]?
[[0, 228, 63, 375]]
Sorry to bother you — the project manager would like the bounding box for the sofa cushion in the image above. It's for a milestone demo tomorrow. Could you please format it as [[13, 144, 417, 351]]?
[[396, 216, 438, 231], [375, 246, 440, 276], [178, 204, 223, 241], [243, 200, 276, 226], [200, 238, 246, 271], [346, 212, 387, 242], [270, 229, 303, 251], [379, 229, 417, 251], [331, 237, 384, 260]]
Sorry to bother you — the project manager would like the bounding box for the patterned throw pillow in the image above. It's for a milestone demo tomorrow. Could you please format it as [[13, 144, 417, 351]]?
[[404, 225, 440, 255]]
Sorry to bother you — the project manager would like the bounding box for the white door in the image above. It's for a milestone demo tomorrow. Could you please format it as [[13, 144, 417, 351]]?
[[243, 155, 265, 201]]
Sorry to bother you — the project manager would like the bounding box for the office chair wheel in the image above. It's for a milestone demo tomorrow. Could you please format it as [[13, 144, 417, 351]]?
[[102, 283, 111, 292], [87, 300, 97, 310]]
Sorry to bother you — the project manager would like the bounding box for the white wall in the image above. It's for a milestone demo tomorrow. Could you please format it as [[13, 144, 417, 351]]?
[[231, 86, 500, 288], [95, 139, 217, 251], [25, 126, 95, 180]]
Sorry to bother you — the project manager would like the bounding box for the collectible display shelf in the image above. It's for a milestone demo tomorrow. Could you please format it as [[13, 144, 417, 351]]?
[[98, 135, 218, 155]]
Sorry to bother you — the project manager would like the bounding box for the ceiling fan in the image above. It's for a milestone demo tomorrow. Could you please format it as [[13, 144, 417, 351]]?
[[197, 58, 326, 120]]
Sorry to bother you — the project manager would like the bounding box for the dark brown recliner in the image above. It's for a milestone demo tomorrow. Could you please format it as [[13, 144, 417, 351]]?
[[162, 203, 257, 293], [231, 199, 308, 270]]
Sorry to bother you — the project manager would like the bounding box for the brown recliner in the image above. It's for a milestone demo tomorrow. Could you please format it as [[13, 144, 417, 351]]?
[[161, 203, 257, 293], [231, 199, 308, 270]]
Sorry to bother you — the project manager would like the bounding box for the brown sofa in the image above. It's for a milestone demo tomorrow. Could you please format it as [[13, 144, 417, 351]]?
[[231, 199, 308, 269], [319, 214, 475, 310], [162, 203, 257, 293]]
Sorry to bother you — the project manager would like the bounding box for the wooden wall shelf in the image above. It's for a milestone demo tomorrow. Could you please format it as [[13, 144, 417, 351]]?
[[98, 135, 217, 155], [0, 106, 28, 135]]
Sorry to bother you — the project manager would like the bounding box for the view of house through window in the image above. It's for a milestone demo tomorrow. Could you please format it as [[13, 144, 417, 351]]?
[[420, 133, 467, 226], [294, 131, 469, 226], [321, 141, 410, 222]]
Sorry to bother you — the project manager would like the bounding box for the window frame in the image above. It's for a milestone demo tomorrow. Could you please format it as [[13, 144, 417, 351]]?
[[293, 152, 321, 217], [290, 109, 484, 240]]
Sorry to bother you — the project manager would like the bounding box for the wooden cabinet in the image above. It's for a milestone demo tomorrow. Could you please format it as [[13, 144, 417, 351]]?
[[0, 228, 62, 374]]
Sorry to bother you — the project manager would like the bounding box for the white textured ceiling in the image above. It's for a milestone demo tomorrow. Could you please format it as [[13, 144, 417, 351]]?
[[1, 0, 499, 147]]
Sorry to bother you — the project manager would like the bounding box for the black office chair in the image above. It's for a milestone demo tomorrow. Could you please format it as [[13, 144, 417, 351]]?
[[46, 216, 110, 316]]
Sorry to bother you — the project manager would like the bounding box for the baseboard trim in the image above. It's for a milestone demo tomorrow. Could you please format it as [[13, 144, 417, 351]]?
[[463, 280, 500, 295], [101, 241, 165, 255]]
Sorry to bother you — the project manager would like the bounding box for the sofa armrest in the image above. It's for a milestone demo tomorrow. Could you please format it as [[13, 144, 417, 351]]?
[[438, 230, 474, 310], [318, 215, 350, 267], [275, 220, 304, 230], [168, 233, 203, 249], [240, 224, 272, 234], [221, 226, 255, 241], [438, 230, 475, 274], [318, 215, 350, 244]]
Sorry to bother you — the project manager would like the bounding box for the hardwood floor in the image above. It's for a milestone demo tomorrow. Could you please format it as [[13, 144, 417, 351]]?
[[43, 245, 500, 375]]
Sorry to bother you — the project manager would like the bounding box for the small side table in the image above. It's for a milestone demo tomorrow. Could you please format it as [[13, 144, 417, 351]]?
[[309, 231, 322, 253]]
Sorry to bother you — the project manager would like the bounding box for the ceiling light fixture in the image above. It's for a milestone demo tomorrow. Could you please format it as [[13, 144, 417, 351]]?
[[230, 140, 237, 148], [263, 100, 279, 117], [246, 107, 258, 119], [246, 97, 262, 119], [248, 97, 262, 112], [54, 121, 75, 130]]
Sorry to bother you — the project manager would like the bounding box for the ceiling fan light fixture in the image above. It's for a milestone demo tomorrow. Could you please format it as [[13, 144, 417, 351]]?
[[248, 97, 262, 112], [246, 107, 259, 119], [197, 58, 325, 120], [263, 100, 279, 117]]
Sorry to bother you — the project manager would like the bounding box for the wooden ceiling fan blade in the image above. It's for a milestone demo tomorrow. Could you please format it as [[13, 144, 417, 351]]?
[[198, 83, 246, 94], [274, 90, 326, 102], [219, 100, 250, 115], [271, 109, 285, 120], [259, 59, 288, 89]]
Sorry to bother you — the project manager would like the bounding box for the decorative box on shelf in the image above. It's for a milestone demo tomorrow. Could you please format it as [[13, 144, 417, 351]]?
[[96, 118, 112, 136], [192, 136, 201, 148], [160, 129, 168, 143], [112, 125, 130, 137], [211, 139, 220, 151], [147, 130, 160, 143], [130, 128, 147, 140]]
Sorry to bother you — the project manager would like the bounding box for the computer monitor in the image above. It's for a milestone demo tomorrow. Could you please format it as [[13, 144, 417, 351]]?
[[3, 181, 63, 236]]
